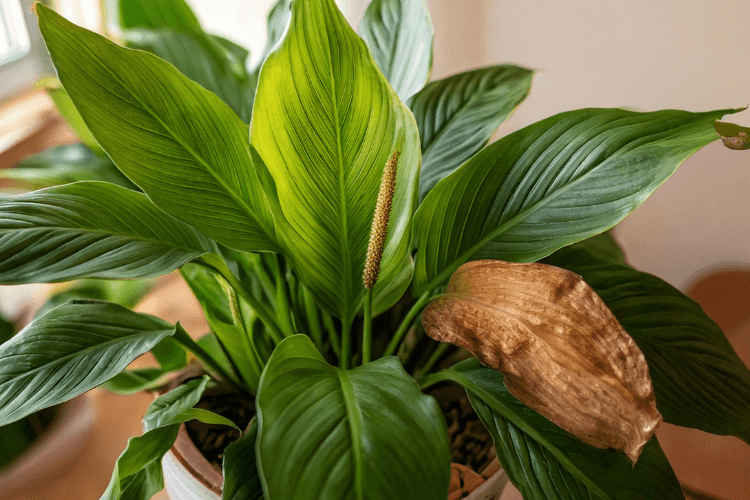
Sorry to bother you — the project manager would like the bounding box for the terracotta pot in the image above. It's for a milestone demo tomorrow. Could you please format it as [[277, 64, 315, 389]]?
[[0, 395, 94, 496], [162, 420, 510, 500]]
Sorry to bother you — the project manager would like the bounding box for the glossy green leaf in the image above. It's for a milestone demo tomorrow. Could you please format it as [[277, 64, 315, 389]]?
[[34, 278, 154, 319], [3, 144, 136, 191], [543, 238, 750, 443], [101, 424, 178, 500], [37, 77, 102, 154], [0, 181, 216, 284], [0, 301, 176, 425], [251, 0, 422, 321], [196, 333, 236, 380], [408, 65, 533, 199], [256, 335, 450, 500], [118, 0, 201, 31], [222, 419, 264, 500], [0, 314, 14, 345], [143, 376, 210, 431], [412, 107, 741, 294], [435, 360, 684, 500], [359, 0, 434, 101], [101, 368, 168, 396], [143, 375, 240, 432], [123, 28, 254, 123], [37, 6, 282, 252]]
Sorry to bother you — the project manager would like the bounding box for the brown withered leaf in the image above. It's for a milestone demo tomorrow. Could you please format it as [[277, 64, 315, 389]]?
[[422, 259, 662, 462], [714, 120, 750, 150]]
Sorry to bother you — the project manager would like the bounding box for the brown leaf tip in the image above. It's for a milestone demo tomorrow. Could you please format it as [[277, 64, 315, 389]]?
[[714, 120, 750, 151], [363, 151, 399, 289]]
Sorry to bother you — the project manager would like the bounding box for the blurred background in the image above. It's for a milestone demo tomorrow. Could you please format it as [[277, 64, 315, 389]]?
[[0, 0, 748, 499]]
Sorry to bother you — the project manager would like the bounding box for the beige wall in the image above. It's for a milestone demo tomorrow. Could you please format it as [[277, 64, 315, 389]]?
[[419, 0, 750, 292]]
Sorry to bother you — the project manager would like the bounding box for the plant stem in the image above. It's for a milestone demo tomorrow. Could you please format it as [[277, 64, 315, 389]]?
[[322, 311, 341, 358], [272, 254, 297, 336], [197, 255, 286, 344], [418, 371, 452, 391], [362, 288, 373, 365], [340, 318, 352, 370], [383, 291, 432, 357], [415, 342, 450, 381], [302, 286, 324, 351], [173, 324, 245, 393]]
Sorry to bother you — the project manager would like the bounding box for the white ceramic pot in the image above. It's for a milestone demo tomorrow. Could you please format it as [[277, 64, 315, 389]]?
[[0, 396, 94, 497], [162, 425, 222, 500]]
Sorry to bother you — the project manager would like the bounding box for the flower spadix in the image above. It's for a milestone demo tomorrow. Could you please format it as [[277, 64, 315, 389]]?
[[422, 259, 662, 462], [363, 151, 399, 290]]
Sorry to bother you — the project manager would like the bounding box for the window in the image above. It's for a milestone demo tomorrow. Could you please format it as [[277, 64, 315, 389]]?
[[0, 0, 31, 66]]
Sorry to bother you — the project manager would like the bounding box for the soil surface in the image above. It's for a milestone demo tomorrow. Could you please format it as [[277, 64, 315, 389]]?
[[429, 385, 496, 474], [187, 383, 495, 477], [185, 391, 254, 471]]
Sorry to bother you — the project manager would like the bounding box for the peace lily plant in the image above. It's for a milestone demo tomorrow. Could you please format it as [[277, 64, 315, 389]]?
[[1, 0, 749, 498]]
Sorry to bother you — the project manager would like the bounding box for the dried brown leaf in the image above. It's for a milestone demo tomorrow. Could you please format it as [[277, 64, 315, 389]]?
[[714, 120, 750, 150], [422, 259, 662, 462]]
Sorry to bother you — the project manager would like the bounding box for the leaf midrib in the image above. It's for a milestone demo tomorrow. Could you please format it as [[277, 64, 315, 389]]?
[[336, 368, 364, 500], [442, 369, 612, 500], [3, 219, 206, 253], [68, 38, 276, 247], [324, 21, 353, 318], [0, 325, 173, 406]]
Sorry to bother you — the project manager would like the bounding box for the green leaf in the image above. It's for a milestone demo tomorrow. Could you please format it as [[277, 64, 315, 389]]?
[[123, 28, 254, 123], [211, 35, 250, 66], [118, 0, 201, 31], [196, 333, 236, 379], [143, 375, 241, 432], [359, 0, 434, 101], [150, 337, 187, 372], [408, 65, 534, 200], [0, 314, 14, 345], [222, 419, 264, 500], [167, 408, 240, 432], [3, 144, 136, 191], [0, 301, 176, 425], [101, 368, 168, 396], [37, 77, 102, 154], [251, 0, 422, 321], [256, 335, 450, 500], [100, 424, 179, 500], [412, 107, 741, 294], [142, 376, 210, 431], [254, 0, 291, 73], [563, 231, 626, 265], [34, 277, 154, 319], [37, 6, 282, 252], [543, 239, 750, 443], [0, 181, 216, 284], [438, 359, 684, 500]]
